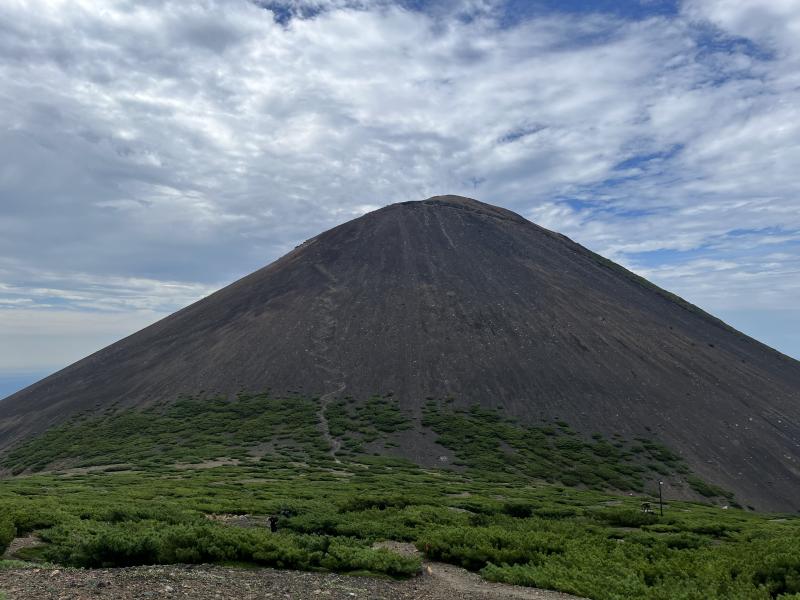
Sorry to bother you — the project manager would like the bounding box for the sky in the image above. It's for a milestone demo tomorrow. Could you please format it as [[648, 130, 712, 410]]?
[[1, 0, 800, 398]]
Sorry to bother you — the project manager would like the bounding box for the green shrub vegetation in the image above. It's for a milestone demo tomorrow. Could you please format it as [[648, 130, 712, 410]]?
[[39, 520, 418, 576], [3, 393, 332, 472], [3, 392, 417, 474], [1, 395, 794, 599], [324, 394, 411, 453], [421, 402, 701, 495], [687, 475, 735, 500], [0, 517, 15, 555]]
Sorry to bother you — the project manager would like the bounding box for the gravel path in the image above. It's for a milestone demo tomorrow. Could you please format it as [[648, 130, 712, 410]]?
[[0, 562, 585, 600], [308, 263, 346, 464], [2, 535, 44, 559]]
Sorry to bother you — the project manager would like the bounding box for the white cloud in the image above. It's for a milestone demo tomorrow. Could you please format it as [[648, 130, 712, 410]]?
[[683, 0, 800, 56], [0, 0, 799, 370], [0, 263, 216, 313]]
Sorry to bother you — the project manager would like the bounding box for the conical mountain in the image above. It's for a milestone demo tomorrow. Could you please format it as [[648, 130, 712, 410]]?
[[2, 195, 799, 510]]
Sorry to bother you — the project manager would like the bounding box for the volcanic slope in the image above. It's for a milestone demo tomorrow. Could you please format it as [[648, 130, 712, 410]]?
[[2, 195, 799, 510]]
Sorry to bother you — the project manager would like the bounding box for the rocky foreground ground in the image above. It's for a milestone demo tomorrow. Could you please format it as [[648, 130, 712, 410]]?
[[0, 561, 583, 600]]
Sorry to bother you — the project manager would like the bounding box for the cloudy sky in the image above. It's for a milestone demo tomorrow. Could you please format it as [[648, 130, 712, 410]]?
[[1, 0, 799, 398]]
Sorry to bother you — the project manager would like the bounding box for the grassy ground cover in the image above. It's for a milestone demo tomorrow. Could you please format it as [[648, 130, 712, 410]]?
[[1, 394, 798, 598]]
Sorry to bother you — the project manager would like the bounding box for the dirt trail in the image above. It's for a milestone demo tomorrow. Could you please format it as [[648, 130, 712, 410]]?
[[317, 381, 346, 462], [1, 535, 43, 560], [0, 562, 586, 600], [422, 561, 576, 599], [309, 263, 346, 463]]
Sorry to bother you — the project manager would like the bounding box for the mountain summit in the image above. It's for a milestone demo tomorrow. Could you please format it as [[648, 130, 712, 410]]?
[[2, 195, 799, 510]]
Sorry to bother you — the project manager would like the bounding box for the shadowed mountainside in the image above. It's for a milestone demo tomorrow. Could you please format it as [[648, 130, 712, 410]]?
[[1, 195, 799, 510]]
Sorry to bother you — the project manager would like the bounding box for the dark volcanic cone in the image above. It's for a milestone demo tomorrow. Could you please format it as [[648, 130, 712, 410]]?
[[2, 195, 799, 510]]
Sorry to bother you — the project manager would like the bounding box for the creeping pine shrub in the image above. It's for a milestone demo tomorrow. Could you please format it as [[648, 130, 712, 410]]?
[[417, 525, 565, 571], [338, 495, 416, 512], [687, 476, 733, 499], [503, 501, 533, 518], [0, 517, 16, 554], [589, 508, 659, 528], [533, 507, 579, 520], [37, 520, 420, 577], [320, 539, 420, 577], [752, 558, 800, 597], [7, 505, 65, 535]]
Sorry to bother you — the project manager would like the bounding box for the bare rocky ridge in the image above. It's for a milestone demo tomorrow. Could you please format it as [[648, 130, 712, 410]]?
[[1, 195, 799, 510]]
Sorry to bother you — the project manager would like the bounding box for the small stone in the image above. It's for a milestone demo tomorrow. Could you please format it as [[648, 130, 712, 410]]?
[[50, 569, 61, 577], [165, 585, 174, 593]]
